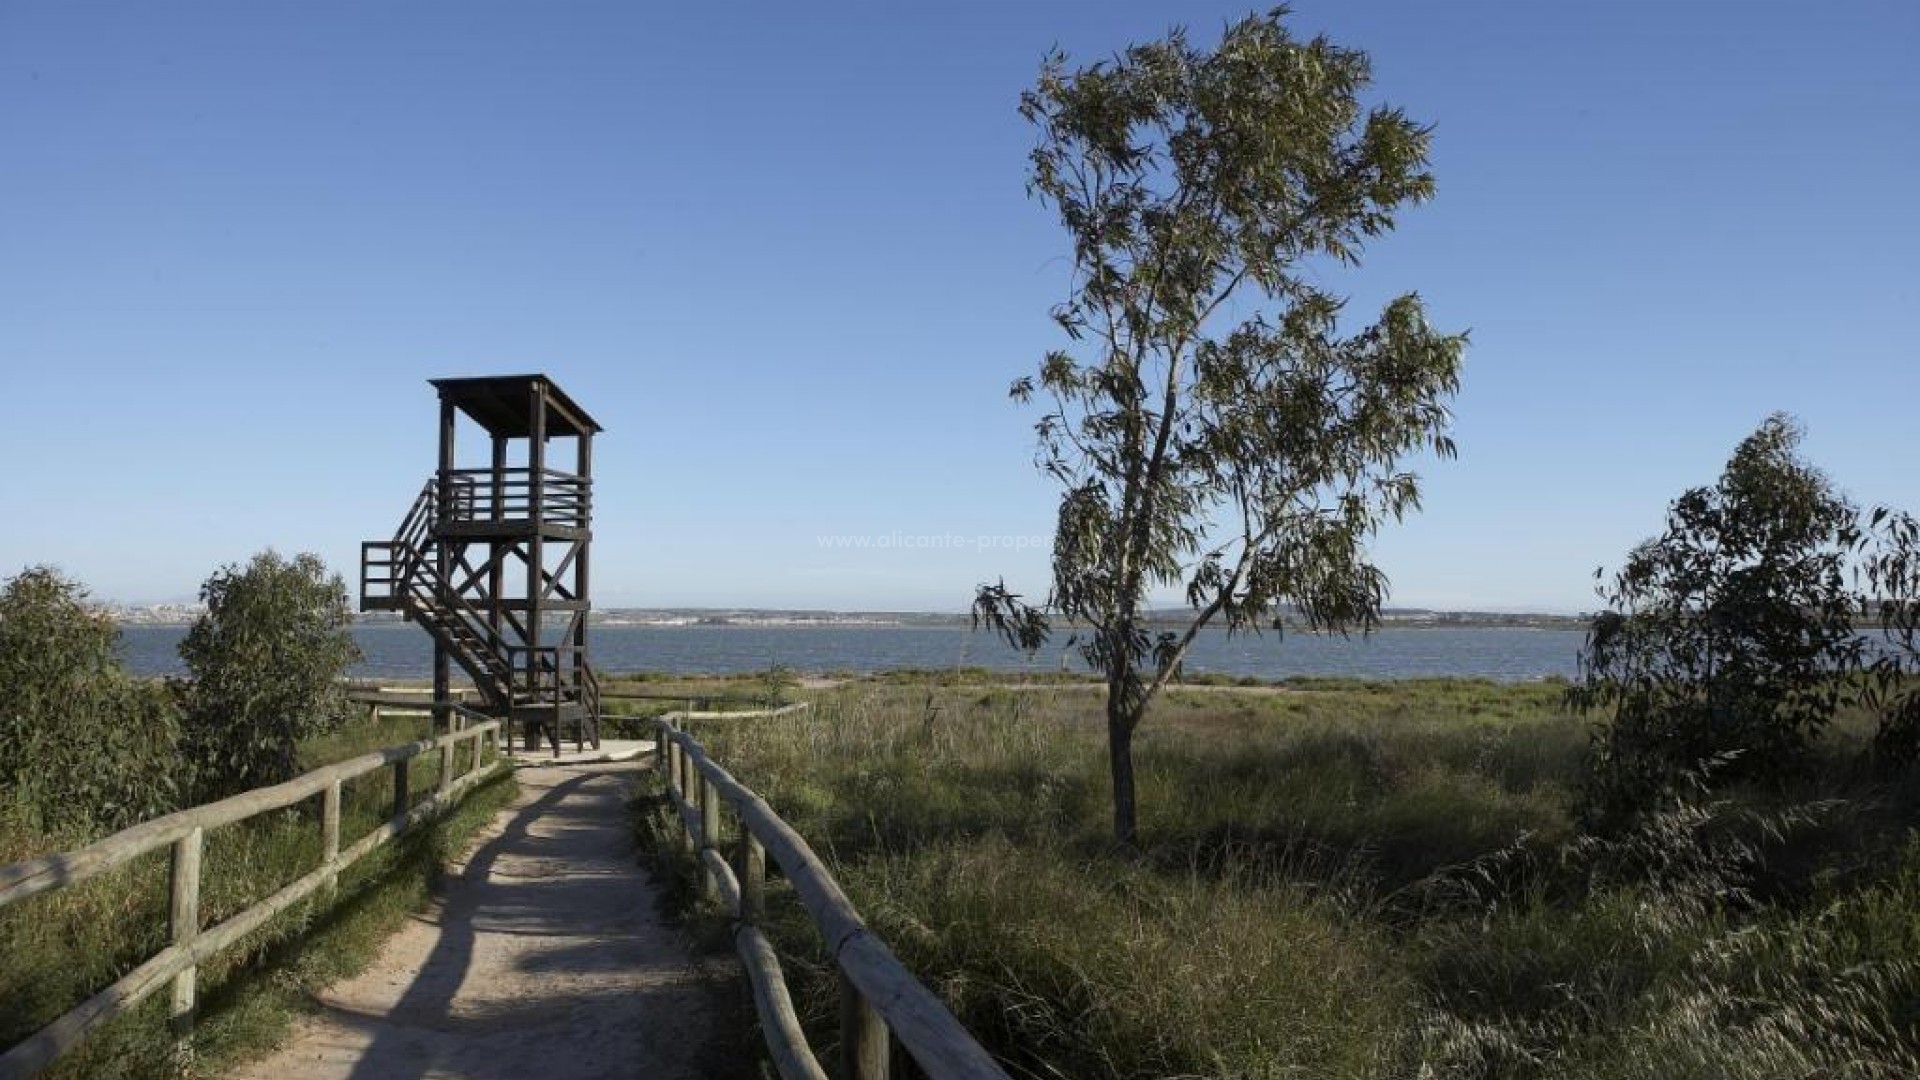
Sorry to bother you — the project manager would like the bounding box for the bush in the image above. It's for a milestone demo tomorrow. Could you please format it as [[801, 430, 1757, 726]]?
[[179, 551, 359, 798], [0, 567, 180, 836], [1572, 415, 1866, 822]]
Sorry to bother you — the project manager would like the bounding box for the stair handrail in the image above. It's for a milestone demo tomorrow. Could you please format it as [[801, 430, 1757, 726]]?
[[382, 479, 516, 703], [398, 567, 514, 698]]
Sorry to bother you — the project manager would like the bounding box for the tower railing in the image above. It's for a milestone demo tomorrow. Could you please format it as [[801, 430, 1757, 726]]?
[[360, 477, 599, 726], [361, 483, 516, 704], [433, 468, 590, 529]]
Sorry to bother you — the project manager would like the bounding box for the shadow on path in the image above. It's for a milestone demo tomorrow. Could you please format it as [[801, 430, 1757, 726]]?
[[228, 762, 724, 1080]]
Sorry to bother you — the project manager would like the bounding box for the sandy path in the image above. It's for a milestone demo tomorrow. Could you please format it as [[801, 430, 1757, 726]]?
[[228, 761, 722, 1080]]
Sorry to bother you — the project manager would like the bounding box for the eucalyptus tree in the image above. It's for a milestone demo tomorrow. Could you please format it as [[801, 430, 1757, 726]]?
[[975, 11, 1465, 846], [1573, 415, 1868, 818], [180, 551, 360, 796], [0, 566, 181, 833], [1859, 508, 1920, 768]]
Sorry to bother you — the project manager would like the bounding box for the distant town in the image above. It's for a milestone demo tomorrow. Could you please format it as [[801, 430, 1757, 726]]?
[[101, 603, 1591, 631]]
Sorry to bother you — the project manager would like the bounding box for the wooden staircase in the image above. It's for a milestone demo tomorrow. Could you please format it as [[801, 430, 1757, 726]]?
[[361, 480, 601, 751]]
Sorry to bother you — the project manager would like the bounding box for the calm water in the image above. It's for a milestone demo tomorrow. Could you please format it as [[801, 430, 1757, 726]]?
[[117, 624, 1584, 682]]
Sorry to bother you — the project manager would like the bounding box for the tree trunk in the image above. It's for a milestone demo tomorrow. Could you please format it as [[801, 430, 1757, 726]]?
[[1106, 697, 1139, 848]]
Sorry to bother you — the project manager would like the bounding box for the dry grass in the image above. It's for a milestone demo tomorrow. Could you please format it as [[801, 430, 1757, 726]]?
[[635, 674, 1920, 1079]]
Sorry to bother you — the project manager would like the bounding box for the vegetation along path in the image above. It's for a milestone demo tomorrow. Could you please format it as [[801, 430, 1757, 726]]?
[[228, 759, 723, 1080]]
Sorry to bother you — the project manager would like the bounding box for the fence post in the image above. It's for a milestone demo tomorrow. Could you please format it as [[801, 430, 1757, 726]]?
[[700, 773, 722, 903], [675, 730, 688, 797], [438, 738, 454, 798], [393, 757, 411, 820], [322, 779, 342, 892], [168, 826, 204, 1039], [681, 747, 698, 854], [840, 969, 891, 1080], [696, 766, 708, 828], [734, 831, 765, 923]]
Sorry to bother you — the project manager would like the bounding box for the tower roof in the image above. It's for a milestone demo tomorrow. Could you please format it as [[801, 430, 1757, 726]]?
[[430, 374, 603, 438]]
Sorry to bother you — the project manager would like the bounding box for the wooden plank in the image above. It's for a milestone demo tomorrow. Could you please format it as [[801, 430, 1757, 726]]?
[[670, 731, 1010, 1080], [841, 968, 891, 1080], [167, 828, 202, 1037], [837, 933, 1004, 1080], [661, 703, 811, 722], [700, 848, 741, 916], [0, 755, 506, 1078], [0, 945, 187, 1079], [321, 779, 342, 892], [735, 832, 766, 924], [0, 723, 499, 909], [392, 757, 411, 819], [700, 775, 723, 903], [666, 785, 701, 846], [735, 926, 830, 1080]]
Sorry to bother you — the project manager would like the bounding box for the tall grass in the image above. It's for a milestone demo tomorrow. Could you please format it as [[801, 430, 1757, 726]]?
[[637, 676, 1920, 1079], [0, 710, 517, 1079]]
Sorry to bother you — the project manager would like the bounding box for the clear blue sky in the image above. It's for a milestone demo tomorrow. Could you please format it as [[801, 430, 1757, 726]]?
[[2, 1, 1914, 613]]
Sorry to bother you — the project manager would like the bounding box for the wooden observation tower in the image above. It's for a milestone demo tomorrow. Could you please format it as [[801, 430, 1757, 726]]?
[[360, 375, 603, 752]]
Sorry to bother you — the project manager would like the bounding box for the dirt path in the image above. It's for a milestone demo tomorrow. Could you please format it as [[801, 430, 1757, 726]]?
[[228, 761, 725, 1080]]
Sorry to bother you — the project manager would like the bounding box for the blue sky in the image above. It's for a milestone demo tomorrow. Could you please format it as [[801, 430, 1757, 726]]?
[[1, 1, 1914, 613]]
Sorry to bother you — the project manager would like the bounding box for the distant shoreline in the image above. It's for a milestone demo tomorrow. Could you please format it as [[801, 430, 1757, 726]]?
[[109, 609, 1592, 632]]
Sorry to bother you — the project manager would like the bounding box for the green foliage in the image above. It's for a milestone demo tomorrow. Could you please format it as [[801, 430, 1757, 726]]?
[[0, 566, 180, 835], [2, 758, 515, 1080], [977, 10, 1464, 844], [640, 676, 1920, 1078], [758, 663, 798, 705], [1572, 415, 1867, 821], [180, 551, 360, 798], [1860, 508, 1920, 768]]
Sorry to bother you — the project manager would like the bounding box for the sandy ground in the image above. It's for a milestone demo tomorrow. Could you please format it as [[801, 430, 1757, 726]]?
[[227, 761, 724, 1080]]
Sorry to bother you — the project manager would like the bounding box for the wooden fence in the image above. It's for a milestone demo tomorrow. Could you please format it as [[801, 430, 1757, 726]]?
[[654, 716, 1011, 1080], [0, 714, 507, 1079]]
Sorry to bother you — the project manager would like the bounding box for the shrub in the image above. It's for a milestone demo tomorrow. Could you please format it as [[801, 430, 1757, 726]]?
[[0, 566, 180, 835], [1572, 415, 1866, 822], [179, 551, 359, 798]]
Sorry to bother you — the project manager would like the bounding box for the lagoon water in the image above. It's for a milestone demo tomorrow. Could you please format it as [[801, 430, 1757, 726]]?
[[117, 624, 1585, 683]]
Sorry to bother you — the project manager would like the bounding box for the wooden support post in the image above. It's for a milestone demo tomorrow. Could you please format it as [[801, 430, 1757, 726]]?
[[839, 968, 891, 1080], [693, 769, 709, 843], [168, 827, 203, 1039], [393, 758, 411, 820], [677, 746, 695, 855], [734, 831, 766, 924], [700, 774, 723, 903], [439, 740, 454, 797], [321, 779, 342, 892]]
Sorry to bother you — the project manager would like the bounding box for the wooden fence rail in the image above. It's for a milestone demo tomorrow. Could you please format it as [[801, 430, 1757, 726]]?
[[654, 716, 1011, 1080], [0, 713, 508, 1080]]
